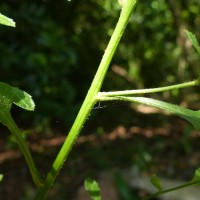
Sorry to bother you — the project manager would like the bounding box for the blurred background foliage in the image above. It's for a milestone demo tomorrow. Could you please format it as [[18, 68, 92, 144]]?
[[0, 0, 200, 130], [1, 1, 200, 199]]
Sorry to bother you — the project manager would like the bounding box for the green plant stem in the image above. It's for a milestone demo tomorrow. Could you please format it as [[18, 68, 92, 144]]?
[[35, 0, 137, 199], [7, 117, 42, 188], [144, 180, 200, 200], [98, 79, 199, 97]]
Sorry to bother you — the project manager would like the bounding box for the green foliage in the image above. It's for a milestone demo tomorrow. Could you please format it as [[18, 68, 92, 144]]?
[[118, 0, 127, 8], [0, 2, 82, 126], [0, 82, 35, 111], [0, 174, 3, 183], [118, 96, 200, 131], [1, 0, 200, 127], [186, 30, 200, 55], [1, 0, 200, 199], [0, 12, 15, 27], [150, 174, 162, 192], [192, 168, 200, 182], [0, 81, 34, 126], [0, 84, 41, 187], [84, 178, 101, 200]]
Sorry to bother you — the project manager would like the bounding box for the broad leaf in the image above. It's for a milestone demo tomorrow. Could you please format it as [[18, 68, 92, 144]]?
[[0, 82, 35, 126], [150, 174, 162, 192], [0, 82, 35, 111], [118, 96, 200, 131], [84, 178, 101, 200], [0, 13, 15, 27], [185, 30, 200, 55]]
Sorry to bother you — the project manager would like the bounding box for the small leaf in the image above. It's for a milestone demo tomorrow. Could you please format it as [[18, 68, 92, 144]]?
[[150, 174, 162, 192], [118, 96, 200, 131], [0, 13, 15, 27], [185, 30, 200, 55], [0, 82, 35, 127], [84, 178, 101, 200], [0, 174, 3, 183], [192, 168, 200, 182], [0, 82, 35, 111]]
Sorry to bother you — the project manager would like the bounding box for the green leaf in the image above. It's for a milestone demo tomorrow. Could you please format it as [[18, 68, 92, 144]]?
[[150, 174, 162, 192], [185, 30, 200, 55], [118, 96, 200, 131], [84, 178, 101, 200], [0, 82, 35, 126], [192, 168, 200, 182], [0, 13, 15, 27], [0, 82, 35, 111], [0, 174, 3, 183]]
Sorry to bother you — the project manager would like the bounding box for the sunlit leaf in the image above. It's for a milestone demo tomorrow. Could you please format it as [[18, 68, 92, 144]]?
[[0, 174, 3, 183], [185, 30, 200, 55], [0, 82, 35, 126], [150, 174, 162, 192], [192, 168, 200, 183], [0, 13, 15, 27], [0, 82, 35, 111], [84, 178, 101, 200], [118, 96, 200, 131]]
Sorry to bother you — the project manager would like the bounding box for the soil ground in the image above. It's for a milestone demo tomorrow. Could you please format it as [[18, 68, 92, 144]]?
[[0, 104, 200, 200]]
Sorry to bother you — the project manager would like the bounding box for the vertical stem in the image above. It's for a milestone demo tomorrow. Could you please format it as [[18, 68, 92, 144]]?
[[35, 1, 137, 199]]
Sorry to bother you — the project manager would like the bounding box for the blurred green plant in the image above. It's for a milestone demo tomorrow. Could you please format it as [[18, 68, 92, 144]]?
[[84, 178, 102, 200], [0, 12, 15, 27], [144, 167, 200, 200], [150, 174, 163, 192], [1, 1, 200, 200], [0, 174, 3, 183], [0, 12, 42, 187], [1, 0, 200, 128]]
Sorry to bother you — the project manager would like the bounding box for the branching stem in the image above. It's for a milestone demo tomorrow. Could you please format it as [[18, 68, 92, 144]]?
[[144, 180, 200, 200], [98, 80, 199, 98], [35, 0, 137, 199]]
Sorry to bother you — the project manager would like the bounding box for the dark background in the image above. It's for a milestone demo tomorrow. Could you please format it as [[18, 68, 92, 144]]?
[[0, 0, 200, 199]]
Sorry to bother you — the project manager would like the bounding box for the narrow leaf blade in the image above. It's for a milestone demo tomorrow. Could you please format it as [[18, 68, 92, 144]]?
[[185, 30, 200, 55], [119, 96, 200, 131], [84, 178, 101, 200], [0, 13, 15, 27]]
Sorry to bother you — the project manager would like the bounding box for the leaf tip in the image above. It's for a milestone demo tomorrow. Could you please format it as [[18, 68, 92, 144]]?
[[150, 174, 163, 192], [0, 13, 16, 27]]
